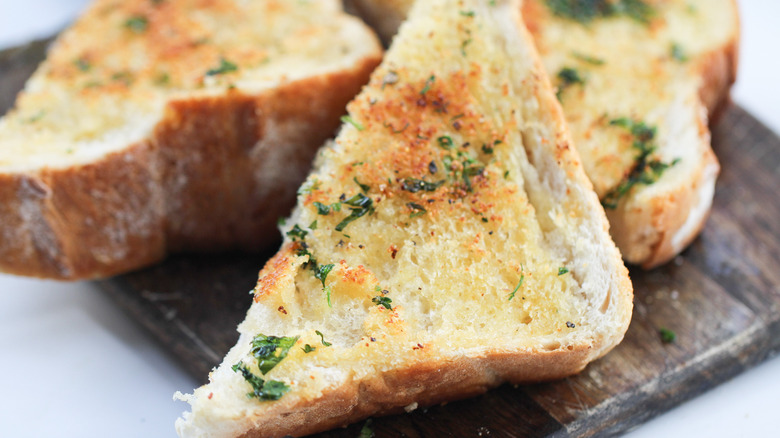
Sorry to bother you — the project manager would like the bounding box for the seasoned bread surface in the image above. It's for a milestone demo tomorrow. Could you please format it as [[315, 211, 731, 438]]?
[[176, 1, 632, 436], [0, 0, 382, 279], [353, 0, 739, 268]]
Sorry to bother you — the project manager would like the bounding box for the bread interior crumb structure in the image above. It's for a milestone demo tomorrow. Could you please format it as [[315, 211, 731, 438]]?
[[177, 1, 632, 437]]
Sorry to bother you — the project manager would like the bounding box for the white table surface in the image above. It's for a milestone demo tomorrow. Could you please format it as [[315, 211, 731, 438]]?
[[0, 1, 778, 437]]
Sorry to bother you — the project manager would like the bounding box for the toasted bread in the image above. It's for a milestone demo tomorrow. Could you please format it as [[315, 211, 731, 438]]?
[[175, 1, 632, 436], [352, 0, 739, 268], [0, 0, 382, 280]]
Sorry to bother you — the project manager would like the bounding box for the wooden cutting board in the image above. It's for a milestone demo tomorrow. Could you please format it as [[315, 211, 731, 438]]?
[[4, 39, 780, 437]]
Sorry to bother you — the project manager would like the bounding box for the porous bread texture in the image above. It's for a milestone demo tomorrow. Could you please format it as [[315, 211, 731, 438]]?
[[175, 1, 632, 436], [0, 0, 382, 279], [352, 0, 739, 268]]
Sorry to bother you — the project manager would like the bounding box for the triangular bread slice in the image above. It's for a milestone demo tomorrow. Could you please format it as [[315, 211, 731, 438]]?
[[175, 0, 632, 436], [352, 0, 738, 268], [0, 0, 382, 279]]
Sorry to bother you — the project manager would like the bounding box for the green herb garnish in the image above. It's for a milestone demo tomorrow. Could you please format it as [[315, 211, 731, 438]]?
[[315, 330, 332, 347], [205, 57, 238, 76], [670, 42, 689, 62], [558, 266, 570, 275], [508, 274, 525, 301], [232, 363, 290, 401], [437, 135, 455, 150], [250, 334, 299, 374], [420, 75, 436, 95], [309, 220, 318, 230], [601, 118, 680, 209], [314, 264, 334, 289], [341, 115, 365, 131], [286, 224, 308, 241], [335, 193, 374, 232], [659, 328, 676, 343], [407, 202, 427, 218], [313, 201, 330, 215], [461, 38, 473, 57], [372, 296, 393, 310], [401, 178, 445, 193], [354, 177, 370, 193], [556, 67, 585, 100], [461, 165, 485, 192], [154, 72, 170, 85], [302, 344, 316, 353], [74, 58, 91, 72], [572, 51, 605, 65], [124, 16, 148, 33], [359, 419, 375, 438], [460, 10, 476, 17], [297, 178, 321, 196]]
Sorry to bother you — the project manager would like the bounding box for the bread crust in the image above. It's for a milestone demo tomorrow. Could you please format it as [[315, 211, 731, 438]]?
[[0, 57, 381, 280], [235, 340, 595, 438]]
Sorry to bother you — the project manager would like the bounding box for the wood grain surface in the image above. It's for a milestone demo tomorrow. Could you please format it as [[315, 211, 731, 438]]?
[[3, 40, 780, 437]]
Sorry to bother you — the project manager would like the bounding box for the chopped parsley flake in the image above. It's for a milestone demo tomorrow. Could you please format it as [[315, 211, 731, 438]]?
[[460, 10, 476, 17], [250, 334, 299, 374], [437, 135, 455, 149], [572, 51, 605, 65], [124, 16, 148, 33], [602, 118, 680, 209], [359, 419, 375, 438], [205, 57, 238, 76], [372, 295, 393, 310], [314, 263, 334, 289], [231, 362, 290, 401], [407, 202, 427, 218], [74, 57, 91, 72], [508, 274, 525, 301], [341, 115, 365, 131], [354, 177, 370, 193], [286, 224, 308, 241], [670, 42, 689, 62], [461, 165, 485, 192], [461, 38, 473, 56], [315, 330, 332, 347], [558, 266, 570, 275], [420, 75, 436, 95], [302, 344, 316, 353], [313, 201, 331, 215], [297, 179, 321, 195], [401, 178, 445, 193], [335, 193, 374, 232], [556, 67, 585, 100], [659, 328, 676, 343]]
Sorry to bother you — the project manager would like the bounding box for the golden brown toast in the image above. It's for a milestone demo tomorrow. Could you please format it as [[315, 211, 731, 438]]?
[[175, 0, 632, 436], [352, 0, 739, 268]]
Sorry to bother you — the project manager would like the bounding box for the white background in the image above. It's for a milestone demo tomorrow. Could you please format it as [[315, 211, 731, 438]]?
[[0, 1, 778, 437]]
